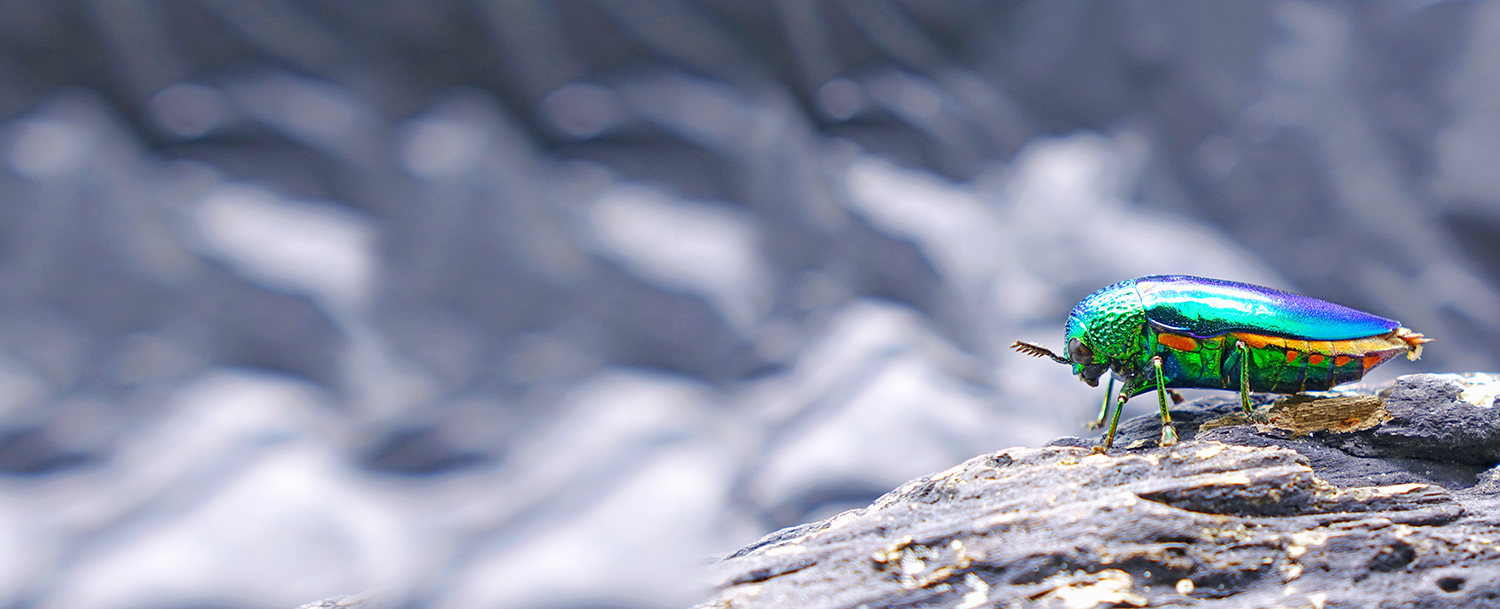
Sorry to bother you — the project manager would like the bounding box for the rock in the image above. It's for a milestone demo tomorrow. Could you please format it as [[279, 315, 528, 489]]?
[[293, 589, 389, 609], [699, 374, 1500, 608], [1126, 373, 1500, 490]]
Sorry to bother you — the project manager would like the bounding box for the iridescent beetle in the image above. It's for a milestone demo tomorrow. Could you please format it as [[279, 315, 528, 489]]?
[[1012, 275, 1430, 452]]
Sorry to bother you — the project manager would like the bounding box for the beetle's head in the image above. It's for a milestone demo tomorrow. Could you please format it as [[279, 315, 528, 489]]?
[[1012, 278, 1140, 387], [1062, 324, 1110, 387]]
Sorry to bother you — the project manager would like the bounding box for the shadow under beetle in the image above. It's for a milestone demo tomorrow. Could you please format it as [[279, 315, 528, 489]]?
[[1013, 275, 1430, 452]]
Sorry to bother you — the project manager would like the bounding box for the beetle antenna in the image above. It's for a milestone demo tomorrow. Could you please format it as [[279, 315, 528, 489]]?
[[1011, 340, 1070, 365]]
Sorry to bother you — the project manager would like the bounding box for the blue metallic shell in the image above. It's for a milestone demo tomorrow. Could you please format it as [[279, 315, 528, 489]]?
[[1134, 275, 1399, 340]]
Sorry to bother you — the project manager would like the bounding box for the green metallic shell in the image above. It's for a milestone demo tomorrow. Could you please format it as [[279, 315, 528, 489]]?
[[1064, 278, 1147, 376], [1134, 276, 1399, 340]]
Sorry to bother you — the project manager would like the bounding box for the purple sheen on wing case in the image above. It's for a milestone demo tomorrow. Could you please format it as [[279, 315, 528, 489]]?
[[1135, 275, 1400, 340]]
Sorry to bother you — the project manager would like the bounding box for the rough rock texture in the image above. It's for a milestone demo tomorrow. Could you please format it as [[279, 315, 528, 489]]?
[[293, 590, 395, 609], [699, 374, 1500, 608]]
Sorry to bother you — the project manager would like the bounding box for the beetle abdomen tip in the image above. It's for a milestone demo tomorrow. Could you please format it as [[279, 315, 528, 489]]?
[[1393, 327, 1431, 360]]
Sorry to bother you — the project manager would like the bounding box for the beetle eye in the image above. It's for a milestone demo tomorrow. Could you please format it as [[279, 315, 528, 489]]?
[[1067, 338, 1093, 364]]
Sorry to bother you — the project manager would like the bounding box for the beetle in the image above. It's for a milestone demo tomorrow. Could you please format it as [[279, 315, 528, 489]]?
[[1012, 275, 1430, 452]]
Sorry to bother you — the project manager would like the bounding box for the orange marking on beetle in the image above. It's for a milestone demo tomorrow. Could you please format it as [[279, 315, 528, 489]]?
[[1334, 355, 1352, 367], [1234, 333, 1271, 349], [1307, 354, 1325, 366], [1157, 333, 1198, 352], [1285, 350, 1298, 363], [1362, 354, 1382, 370]]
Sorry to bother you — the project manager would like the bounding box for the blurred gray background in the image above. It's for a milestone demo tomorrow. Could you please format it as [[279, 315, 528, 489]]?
[[0, 1, 1493, 608]]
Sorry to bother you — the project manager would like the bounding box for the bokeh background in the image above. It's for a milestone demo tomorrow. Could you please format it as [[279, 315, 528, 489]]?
[[0, 2, 1495, 608]]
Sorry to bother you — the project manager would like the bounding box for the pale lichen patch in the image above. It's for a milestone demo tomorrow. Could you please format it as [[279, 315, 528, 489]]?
[[1285, 530, 1330, 559], [1194, 443, 1227, 459], [1200, 395, 1392, 437], [764, 544, 806, 557], [1457, 373, 1500, 408], [1032, 570, 1146, 608], [955, 572, 990, 609], [869, 536, 977, 590]]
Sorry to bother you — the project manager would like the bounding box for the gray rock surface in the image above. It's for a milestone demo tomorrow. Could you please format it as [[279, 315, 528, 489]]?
[[700, 373, 1500, 608]]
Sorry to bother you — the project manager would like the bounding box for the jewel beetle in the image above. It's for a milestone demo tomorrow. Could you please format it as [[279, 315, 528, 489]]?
[[1012, 275, 1430, 452]]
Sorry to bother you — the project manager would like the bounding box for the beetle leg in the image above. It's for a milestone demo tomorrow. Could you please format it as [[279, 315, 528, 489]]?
[[1086, 374, 1114, 430], [1152, 355, 1177, 447], [1236, 341, 1267, 423], [1094, 378, 1134, 453]]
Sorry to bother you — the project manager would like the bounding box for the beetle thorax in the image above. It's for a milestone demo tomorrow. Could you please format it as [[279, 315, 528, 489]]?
[[1068, 279, 1148, 364]]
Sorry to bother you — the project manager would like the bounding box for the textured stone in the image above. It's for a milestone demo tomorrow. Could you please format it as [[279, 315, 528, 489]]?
[[700, 374, 1500, 608], [293, 590, 391, 609]]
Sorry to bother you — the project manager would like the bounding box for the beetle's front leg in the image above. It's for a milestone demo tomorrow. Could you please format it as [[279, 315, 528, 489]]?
[[1236, 341, 1267, 423], [1093, 378, 1135, 454], [1152, 355, 1177, 447], [1085, 375, 1114, 430]]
